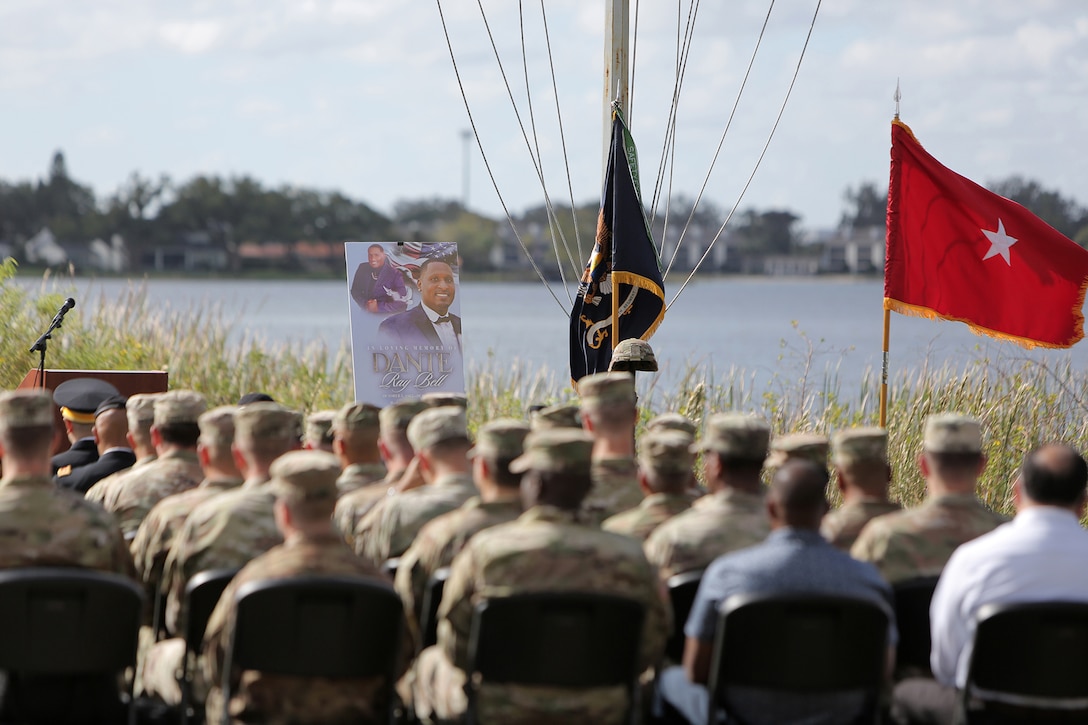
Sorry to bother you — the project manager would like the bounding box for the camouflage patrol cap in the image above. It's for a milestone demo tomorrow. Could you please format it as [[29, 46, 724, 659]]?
[[333, 402, 381, 433], [379, 399, 428, 435], [766, 433, 830, 469], [509, 428, 594, 474], [407, 406, 469, 451], [640, 429, 696, 475], [304, 409, 337, 447], [923, 412, 983, 454], [693, 412, 771, 460], [126, 393, 160, 430], [234, 402, 302, 442], [153, 390, 207, 426], [421, 392, 468, 409], [0, 390, 54, 429], [198, 405, 238, 446], [577, 371, 636, 410], [269, 450, 341, 503], [469, 418, 531, 460], [608, 338, 659, 372], [530, 403, 583, 431], [831, 427, 888, 466], [646, 412, 698, 437]]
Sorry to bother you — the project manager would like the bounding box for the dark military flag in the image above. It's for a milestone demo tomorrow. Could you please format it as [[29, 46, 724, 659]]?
[[569, 108, 665, 384]]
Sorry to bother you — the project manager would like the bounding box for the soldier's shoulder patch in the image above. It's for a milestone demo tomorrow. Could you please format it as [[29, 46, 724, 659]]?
[[57, 465, 73, 477]]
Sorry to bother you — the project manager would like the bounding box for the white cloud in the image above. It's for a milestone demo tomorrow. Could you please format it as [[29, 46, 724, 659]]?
[[159, 20, 223, 54]]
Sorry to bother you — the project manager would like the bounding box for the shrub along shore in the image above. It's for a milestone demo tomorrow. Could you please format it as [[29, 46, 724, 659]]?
[[5, 259, 1083, 518]]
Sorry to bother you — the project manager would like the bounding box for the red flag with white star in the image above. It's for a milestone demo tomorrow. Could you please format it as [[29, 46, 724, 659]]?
[[884, 119, 1088, 349]]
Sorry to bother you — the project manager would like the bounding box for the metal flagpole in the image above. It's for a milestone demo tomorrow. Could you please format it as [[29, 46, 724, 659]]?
[[606, 0, 630, 353], [879, 307, 890, 427]]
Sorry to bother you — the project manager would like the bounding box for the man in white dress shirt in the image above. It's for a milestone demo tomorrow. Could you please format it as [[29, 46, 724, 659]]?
[[891, 443, 1088, 724]]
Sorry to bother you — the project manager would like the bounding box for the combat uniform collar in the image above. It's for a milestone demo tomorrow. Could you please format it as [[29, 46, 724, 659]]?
[[342, 462, 385, 479], [242, 474, 273, 490], [159, 448, 200, 463], [199, 476, 245, 491], [284, 529, 343, 547], [431, 472, 475, 490], [519, 504, 580, 524], [706, 486, 765, 509], [926, 492, 988, 509], [0, 474, 53, 489], [640, 492, 692, 509], [463, 494, 522, 512]]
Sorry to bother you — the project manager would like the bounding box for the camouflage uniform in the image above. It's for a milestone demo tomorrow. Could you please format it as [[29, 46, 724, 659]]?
[[602, 429, 697, 541], [821, 499, 903, 551], [643, 488, 769, 577], [530, 403, 582, 431], [395, 496, 521, 629], [645, 413, 698, 437], [132, 475, 244, 614], [602, 492, 693, 541], [643, 413, 772, 577], [335, 399, 426, 539], [354, 472, 476, 564], [303, 409, 336, 451], [765, 432, 829, 471], [412, 505, 668, 724], [354, 407, 478, 564], [410, 428, 667, 724], [335, 472, 396, 541], [578, 372, 642, 525], [86, 392, 160, 504], [105, 391, 207, 536], [336, 461, 387, 496], [107, 449, 205, 537], [0, 475, 135, 576], [202, 451, 407, 725], [850, 413, 1007, 582], [850, 494, 1007, 583]]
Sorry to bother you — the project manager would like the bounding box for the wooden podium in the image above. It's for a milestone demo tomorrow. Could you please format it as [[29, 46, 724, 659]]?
[[18, 369, 170, 455]]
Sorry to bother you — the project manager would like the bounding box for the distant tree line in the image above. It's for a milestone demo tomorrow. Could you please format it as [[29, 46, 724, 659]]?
[[2, 150, 1087, 274]]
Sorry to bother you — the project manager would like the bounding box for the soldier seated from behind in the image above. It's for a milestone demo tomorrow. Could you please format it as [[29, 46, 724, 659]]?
[[202, 450, 408, 724], [603, 429, 696, 542], [409, 428, 667, 725], [820, 427, 901, 551]]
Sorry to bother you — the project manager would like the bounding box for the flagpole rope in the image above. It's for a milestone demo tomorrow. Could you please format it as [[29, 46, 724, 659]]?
[[649, 0, 699, 231], [514, 1, 581, 285], [668, 0, 822, 308], [435, 0, 569, 314], [663, 0, 775, 279], [536, 0, 588, 266], [473, 0, 585, 299]]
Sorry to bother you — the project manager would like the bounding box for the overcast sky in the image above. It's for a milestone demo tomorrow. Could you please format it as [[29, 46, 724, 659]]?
[[2, 0, 1085, 231]]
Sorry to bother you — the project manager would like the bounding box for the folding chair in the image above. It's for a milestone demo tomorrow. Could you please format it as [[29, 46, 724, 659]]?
[[665, 568, 705, 663], [465, 591, 645, 725], [0, 567, 143, 725], [418, 566, 450, 652], [892, 575, 940, 679], [178, 568, 238, 725], [958, 601, 1088, 724], [707, 592, 889, 725], [221, 575, 404, 725]]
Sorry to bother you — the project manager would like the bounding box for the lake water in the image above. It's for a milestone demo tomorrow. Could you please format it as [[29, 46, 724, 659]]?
[[16, 275, 1088, 396]]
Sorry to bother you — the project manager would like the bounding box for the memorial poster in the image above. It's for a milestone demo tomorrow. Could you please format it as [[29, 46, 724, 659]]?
[[345, 241, 465, 405]]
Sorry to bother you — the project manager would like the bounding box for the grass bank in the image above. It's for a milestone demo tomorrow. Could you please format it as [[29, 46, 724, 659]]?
[[5, 259, 1084, 516]]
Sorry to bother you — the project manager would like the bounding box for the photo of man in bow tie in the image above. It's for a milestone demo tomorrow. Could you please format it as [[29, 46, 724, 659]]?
[[378, 257, 462, 349]]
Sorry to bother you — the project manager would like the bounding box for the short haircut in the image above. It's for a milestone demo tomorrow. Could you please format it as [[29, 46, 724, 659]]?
[[926, 451, 984, 478], [1021, 445, 1088, 507], [716, 453, 765, 478], [643, 467, 690, 495], [419, 257, 454, 276], [527, 467, 592, 510], [583, 403, 636, 434], [156, 422, 201, 448], [368, 243, 385, 254], [0, 425, 53, 460], [481, 452, 521, 489]]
